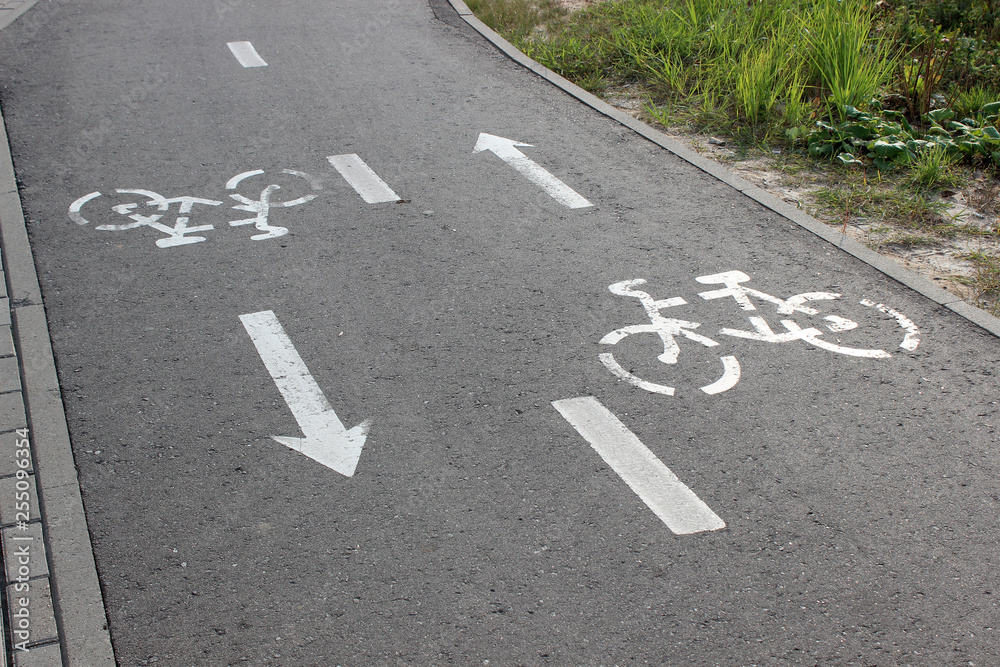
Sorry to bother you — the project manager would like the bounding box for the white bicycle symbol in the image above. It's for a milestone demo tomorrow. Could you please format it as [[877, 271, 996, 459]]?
[[68, 169, 321, 248], [600, 271, 921, 397]]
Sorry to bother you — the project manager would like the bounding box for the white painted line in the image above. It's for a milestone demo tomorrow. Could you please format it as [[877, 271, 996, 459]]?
[[474, 133, 592, 209], [599, 352, 675, 396], [701, 355, 741, 395], [68, 191, 102, 225], [241, 311, 369, 477], [861, 299, 921, 351], [552, 397, 725, 534], [227, 41, 268, 68], [327, 154, 400, 204]]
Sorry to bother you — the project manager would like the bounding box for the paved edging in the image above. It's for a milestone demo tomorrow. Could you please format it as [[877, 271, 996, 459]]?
[[0, 85, 115, 665], [0, 1, 38, 33], [444, 0, 1000, 338]]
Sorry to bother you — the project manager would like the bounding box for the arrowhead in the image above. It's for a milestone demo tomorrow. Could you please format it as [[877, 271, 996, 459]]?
[[273, 416, 371, 478], [474, 132, 534, 154]]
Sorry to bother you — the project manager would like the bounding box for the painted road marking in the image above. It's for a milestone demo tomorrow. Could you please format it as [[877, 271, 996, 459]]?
[[227, 41, 268, 68], [241, 311, 370, 477], [700, 356, 741, 394], [227, 169, 321, 240], [68, 167, 322, 247], [599, 279, 742, 396], [69, 192, 102, 225], [327, 154, 401, 204], [474, 133, 592, 209], [552, 396, 725, 535], [861, 299, 921, 351]]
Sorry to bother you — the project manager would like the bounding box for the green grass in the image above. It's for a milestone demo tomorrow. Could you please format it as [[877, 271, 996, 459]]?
[[801, 0, 898, 117], [464, 0, 567, 40], [492, 0, 900, 138], [812, 178, 951, 227], [964, 250, 1000, 314], [905, 146, 965, 191]]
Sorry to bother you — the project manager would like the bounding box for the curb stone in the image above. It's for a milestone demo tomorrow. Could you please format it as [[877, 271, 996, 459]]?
[[442, 0, 1000, 339], [0, 1, 36, 33], [0, 2, 117, 663]]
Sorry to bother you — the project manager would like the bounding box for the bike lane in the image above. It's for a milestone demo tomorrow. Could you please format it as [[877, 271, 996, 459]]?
[[0, 0, 998, 664]]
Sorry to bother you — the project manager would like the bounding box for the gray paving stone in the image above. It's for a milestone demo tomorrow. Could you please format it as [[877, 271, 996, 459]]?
[[0, 389, 26, 431], [0, 0, 38, 33], [2, 522, 47, 581], [0, 325, 14, 356], [0, 427, 32, 477], [12, 641, 61, 667], [0, 473, 39, 525], [8, 577, 58, 652], [0, 355, 20, 393]]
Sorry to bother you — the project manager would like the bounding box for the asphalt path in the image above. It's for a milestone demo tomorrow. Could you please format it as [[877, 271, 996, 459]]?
[[1, 0, 999, 664]]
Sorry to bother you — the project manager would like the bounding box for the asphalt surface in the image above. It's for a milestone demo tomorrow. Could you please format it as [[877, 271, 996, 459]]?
[[1, 0, 999, 665]]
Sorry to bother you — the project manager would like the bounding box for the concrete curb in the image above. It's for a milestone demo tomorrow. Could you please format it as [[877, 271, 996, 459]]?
[[0, 70, 116, 667], [0, 1, 39, 33], [444, 0, 1000, 338]]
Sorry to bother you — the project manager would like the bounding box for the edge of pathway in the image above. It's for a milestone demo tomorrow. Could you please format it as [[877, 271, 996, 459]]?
[[0, 74, 116, 667], [443, 0, 1000, 338]]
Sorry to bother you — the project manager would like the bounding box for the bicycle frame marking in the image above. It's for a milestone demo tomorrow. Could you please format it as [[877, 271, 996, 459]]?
[[601, 272, 921, 397]]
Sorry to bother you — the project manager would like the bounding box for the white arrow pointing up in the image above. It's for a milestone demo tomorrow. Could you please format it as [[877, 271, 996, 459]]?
[[474, 133, 593, 209], [240, 310, 370, 477]]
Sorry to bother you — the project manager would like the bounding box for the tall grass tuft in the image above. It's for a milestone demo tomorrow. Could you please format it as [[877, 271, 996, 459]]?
[[802, 0, 898, 117], [475, 0, 900, 134]]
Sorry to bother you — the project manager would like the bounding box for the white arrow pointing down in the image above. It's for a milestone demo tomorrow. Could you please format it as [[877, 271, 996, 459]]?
[[475, 133, 593, 209], [240, 310, 370, 477]]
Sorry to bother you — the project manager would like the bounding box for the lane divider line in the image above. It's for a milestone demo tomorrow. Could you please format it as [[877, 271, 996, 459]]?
[[552, 396, 726, 535], [327, 154, 401, 204], [227, 41, 268, 68]]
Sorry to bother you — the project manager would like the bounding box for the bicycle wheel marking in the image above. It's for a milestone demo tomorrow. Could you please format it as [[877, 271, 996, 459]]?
[[226, 169, 321, 240], [861, 299, 921, 351], [69, 192, 102, 225], [599, 352, 675, 396], [700, 356, 741, 395], [600, 272, 922, 398]]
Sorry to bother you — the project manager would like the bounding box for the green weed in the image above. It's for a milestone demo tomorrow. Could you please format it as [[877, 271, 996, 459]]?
[[802, 0, 897, 116], [813, 181, 949, 227], [906, 145, 965, 190], [964, 250, 1000, 314], [954, 86, 1000, 118]]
